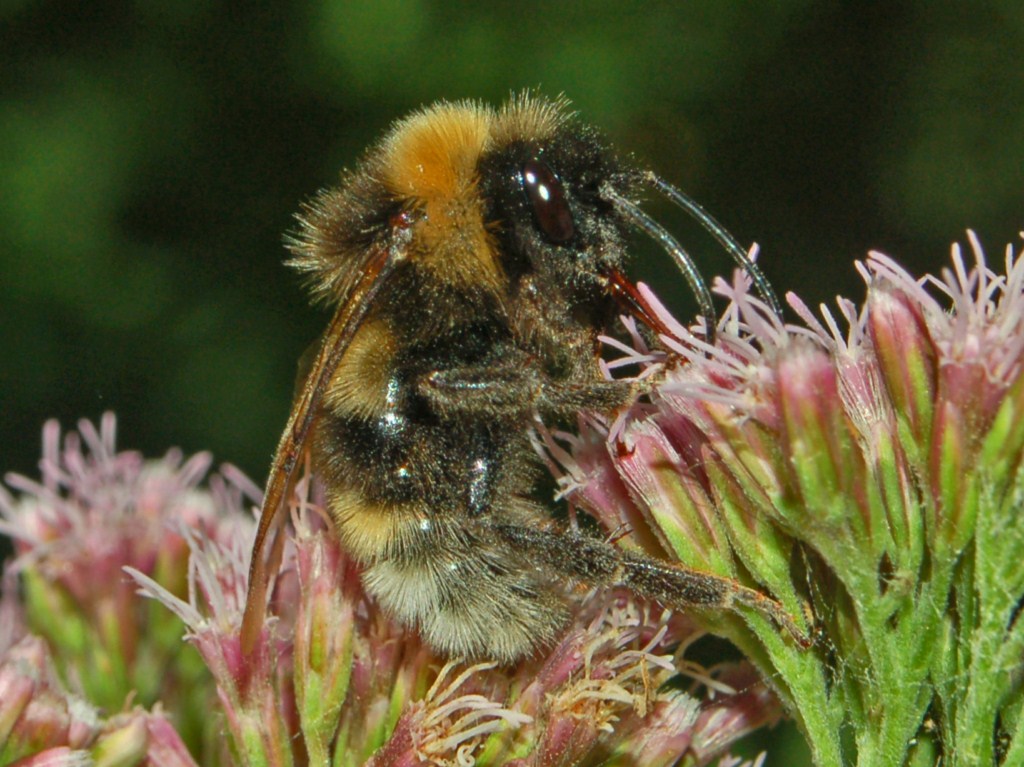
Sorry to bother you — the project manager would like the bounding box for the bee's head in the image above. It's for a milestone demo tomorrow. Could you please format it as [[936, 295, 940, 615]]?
[[478, 122, 642, 318], [477, 97, 783, 341]]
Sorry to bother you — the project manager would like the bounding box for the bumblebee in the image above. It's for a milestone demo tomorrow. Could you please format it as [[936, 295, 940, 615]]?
[[242, 94, 803, 663]]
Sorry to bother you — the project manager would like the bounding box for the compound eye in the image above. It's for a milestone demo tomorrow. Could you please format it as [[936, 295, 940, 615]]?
[[521, 159, 575, 244]]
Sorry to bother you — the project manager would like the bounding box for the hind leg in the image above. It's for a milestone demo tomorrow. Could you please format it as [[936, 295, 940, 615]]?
[[484, 521, 810, 647]]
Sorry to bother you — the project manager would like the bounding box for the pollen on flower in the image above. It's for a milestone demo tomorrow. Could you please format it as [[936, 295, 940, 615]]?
[[548, 599, 693, 729], [410, 661, 531, 767]]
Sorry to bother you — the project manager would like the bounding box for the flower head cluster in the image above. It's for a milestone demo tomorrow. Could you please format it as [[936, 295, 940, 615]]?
[[6, 233, 1020, 766], [129, 463, 780, 767], [548, 233, 1024, 766], [2, 419, 780, 766], [0, 414, 239, 765], [0, 628, 199, 767]]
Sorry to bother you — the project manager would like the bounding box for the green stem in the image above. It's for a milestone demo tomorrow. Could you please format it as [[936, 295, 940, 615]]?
[[732, 620, 846, 767]]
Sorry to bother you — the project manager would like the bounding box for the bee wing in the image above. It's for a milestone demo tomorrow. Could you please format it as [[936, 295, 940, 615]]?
[[240, 237, 403, 654]]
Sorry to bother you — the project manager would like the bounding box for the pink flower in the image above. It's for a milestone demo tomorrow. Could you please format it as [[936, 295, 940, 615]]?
[[10, 233, 1017, 765], [128, 458, 769, 765], [0, 415, 238, 765], [544, 233, 1024, 766]]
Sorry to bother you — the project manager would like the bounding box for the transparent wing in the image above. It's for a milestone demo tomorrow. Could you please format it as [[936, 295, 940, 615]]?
[[240, 235, 405, 654]]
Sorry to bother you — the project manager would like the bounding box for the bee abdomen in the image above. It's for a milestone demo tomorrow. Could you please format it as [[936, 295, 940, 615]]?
[[323, 486, 565, 662], [323, 487, 422, 562], [363, 530, 567, 664]]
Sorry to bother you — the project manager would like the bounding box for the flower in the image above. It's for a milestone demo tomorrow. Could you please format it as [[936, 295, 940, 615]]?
[[128, 462, 780, 766], [548, 233, 1024, 766], [0, 620, 198, 766], [2, 416, 778, 765], [9, 232, 1018, 766], [0, 415, 243, 765]]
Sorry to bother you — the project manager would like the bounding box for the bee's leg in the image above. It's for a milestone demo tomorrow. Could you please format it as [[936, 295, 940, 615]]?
[[419, 359, 635, 420], [484, 521, 810, 647]]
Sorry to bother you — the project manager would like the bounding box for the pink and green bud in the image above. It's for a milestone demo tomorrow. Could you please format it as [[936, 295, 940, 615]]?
[[0, 634, 99, 759]]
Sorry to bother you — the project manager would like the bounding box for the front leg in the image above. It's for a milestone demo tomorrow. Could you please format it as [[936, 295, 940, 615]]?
[[417, 350, 637, 422]]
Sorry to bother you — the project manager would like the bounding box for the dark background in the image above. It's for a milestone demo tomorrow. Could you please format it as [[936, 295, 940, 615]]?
[[4, 2, 1022, 483], [2, 2, 1022, 763]]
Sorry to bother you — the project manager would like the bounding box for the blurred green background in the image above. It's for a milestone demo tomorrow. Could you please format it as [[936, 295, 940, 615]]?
[[4, 1, 1023, 483], [2, 2, 1021, 763]]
